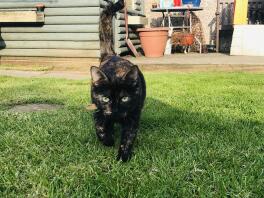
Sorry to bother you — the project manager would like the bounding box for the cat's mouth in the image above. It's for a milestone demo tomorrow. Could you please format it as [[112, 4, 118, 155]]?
[[104, 111, 112, 116]]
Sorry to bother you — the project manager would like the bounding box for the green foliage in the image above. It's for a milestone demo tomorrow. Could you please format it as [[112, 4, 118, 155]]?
[[0, 72, 263, 197]]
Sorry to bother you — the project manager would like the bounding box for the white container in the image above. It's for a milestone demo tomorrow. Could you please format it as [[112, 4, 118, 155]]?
[[231, 25, 264, 56], [160, 0, 173, 8]]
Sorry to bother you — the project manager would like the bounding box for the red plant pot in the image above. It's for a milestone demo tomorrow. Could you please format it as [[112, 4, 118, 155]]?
[[180, 33, 194, 46], [137, 28, 169, 58]]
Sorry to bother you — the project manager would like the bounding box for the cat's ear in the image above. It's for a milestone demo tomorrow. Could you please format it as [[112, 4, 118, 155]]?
[[90, 66, 108, 84], [122, 65, 139, 82]]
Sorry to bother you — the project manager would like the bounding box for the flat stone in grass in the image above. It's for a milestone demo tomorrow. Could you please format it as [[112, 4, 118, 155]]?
[[9, 104, 63, 113]]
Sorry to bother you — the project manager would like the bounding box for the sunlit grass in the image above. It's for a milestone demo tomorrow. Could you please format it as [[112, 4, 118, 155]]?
[[0, 72, 263, 197]]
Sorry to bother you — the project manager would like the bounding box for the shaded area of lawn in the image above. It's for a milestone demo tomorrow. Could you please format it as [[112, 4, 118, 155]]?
[[0, 73, 264, 197]]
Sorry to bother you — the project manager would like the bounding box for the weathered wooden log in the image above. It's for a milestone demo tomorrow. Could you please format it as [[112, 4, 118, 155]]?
[[1, 25, 99, 33], [0, 33, 99, 41], [45, 7, 100, 16], [0, 0, 100, 8], [117, 45, 141, 54], [0, 41, 100, 49], [45, 16, 99, 25], [0, 49, 100, 58], [118, 40, 141, 47]]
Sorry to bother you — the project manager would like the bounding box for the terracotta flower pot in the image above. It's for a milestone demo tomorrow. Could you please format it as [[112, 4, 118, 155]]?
[[137, 27, 169, 58], [180, 33, 194, 46]]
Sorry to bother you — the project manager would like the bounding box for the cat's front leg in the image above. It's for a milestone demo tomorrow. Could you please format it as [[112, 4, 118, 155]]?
[[94, 112, 114, 147], [117, 120, 139, 162]]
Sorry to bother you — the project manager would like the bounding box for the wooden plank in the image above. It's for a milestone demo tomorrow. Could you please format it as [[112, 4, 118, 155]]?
[[134, 0, 142, 4], [45, 16, 99, 25], [128, 16, 148, 25], [126, 0, 135, 10], [126, 0, 142, 11], [117, 27, 139, 34], [117, 33, 139, 40], [0, 56, 100, 71], [0, 0, 100, 8], [0, 49, 100, 58], [119, 40, 141, 47], [116, 20, 126, 27], [45, 7, 100, 16], [1, 25, 99, 33], [0, 41, 100, 50], [134, 5, 141, 11], [234, 0, 248, 25], [0, 11, 44, 23], [0, 33, 99, 41], [117, 45, 141, 54]]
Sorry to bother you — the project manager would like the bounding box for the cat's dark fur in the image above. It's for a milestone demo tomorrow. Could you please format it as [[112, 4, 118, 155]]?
[[90, 0, 146, 162]]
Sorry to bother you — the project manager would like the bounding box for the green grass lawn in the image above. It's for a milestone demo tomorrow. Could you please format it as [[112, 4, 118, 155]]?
[[0, 72, 263, 197]]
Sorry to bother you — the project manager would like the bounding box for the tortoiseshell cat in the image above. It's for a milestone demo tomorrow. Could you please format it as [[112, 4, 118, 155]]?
[[90, 0, 146, 162]]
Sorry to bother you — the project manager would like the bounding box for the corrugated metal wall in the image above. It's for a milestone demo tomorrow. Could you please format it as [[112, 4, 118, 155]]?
[[0, 0, 101, 58]]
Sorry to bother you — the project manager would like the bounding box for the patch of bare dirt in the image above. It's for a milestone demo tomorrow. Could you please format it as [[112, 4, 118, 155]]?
[[9, 104, 63, 113], [139, 65, 264, 73]]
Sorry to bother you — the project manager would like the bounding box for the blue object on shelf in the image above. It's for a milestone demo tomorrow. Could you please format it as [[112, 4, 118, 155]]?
[[182, 0, 201, 7]]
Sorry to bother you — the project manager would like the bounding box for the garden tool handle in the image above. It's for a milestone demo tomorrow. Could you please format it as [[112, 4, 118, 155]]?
[[124, 0, 129, 41]]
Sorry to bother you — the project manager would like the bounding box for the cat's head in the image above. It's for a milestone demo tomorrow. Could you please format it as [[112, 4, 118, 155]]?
[[90, 66, 140, 118]]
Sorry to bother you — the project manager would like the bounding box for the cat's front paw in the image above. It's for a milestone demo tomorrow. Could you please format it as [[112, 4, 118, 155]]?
[[96, 132, 114, 147], [116, 146, 132, 162]]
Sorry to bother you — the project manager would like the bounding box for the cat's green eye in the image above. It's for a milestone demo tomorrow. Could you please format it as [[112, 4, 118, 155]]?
[[102, 97, 110, 103], [121, 96, 129, 102]]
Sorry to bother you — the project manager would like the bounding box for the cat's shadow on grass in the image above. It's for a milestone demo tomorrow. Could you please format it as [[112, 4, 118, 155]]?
[[141, 97, 263, 133], [84, 97, 263, 159], [134, 97, 263, 152]]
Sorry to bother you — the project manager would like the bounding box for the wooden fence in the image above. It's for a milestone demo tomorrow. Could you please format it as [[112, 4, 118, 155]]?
[[219, 0, 264, 29], [248, 0, 264, 24], [219, 0, 234, 29]]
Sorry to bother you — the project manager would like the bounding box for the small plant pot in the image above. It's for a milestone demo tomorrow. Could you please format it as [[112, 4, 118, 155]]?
[[180, 33, 194, 46], [152, 3, 158, 8], [137, 27, 169, 58]]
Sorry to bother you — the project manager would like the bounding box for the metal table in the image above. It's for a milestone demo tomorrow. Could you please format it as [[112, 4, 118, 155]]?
[[151, 7, 203, 54]]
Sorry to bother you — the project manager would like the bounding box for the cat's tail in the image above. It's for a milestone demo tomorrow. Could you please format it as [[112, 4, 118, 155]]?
[[100, 0, 124, 63]]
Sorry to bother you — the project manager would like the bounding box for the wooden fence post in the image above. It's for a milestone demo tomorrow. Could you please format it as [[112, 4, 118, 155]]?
[[216, 0, 220, 53]]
